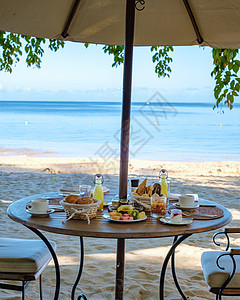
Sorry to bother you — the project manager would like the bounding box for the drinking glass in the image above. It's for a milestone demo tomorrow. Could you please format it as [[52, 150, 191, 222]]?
[[150, 194, 167, 218], [79, 185, 91, 197]]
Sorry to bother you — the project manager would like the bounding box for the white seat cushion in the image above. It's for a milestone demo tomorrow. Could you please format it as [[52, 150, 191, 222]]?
[[0, 238, 56, 274], [201, 250, 240, 289]]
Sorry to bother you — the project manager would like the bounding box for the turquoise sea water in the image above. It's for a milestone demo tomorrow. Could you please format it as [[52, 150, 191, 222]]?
[[0, 100, 239, 161]]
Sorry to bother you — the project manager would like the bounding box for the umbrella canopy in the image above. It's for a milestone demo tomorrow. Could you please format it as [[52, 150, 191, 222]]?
[[1, 0, 240, 48]]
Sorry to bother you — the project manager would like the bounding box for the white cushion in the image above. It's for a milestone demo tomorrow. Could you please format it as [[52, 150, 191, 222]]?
[[201, 251, 240, 289], [0, 238, 56, 274]]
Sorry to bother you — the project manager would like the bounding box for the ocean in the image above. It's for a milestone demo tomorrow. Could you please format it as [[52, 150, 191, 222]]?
[[0, 100, 239, 161]]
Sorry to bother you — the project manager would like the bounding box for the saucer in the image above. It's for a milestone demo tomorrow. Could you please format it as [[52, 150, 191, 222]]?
[[173, 203, 199, 210], [26, 209, 55, 217], [160, 217, 193, 226]]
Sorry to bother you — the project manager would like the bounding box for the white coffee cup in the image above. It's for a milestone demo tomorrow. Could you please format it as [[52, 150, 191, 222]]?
[[26, 199, 49, 213], [179, 194, 194, 207]]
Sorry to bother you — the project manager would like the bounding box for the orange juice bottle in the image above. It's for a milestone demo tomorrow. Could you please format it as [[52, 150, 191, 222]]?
[[159, 169, 168, 198], [93, 174, 104, 210]]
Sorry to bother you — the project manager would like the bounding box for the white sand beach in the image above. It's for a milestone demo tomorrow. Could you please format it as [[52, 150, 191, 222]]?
[[0, 156, 240, 299]]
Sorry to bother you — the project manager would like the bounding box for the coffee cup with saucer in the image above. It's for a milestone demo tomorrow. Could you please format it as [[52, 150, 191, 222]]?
[[174, 194, 199, 210], [26, 199, 54, 217]]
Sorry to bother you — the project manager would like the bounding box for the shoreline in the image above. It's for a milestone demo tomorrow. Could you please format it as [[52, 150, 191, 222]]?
[[0, 146, 240, 163], [0, 155, 239, 178]]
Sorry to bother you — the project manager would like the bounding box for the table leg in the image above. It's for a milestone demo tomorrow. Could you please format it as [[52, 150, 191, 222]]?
[[71, 237, 87, 300], [159, 234, 191, 300], [115, 238, 125, 300], [26, 226, 60, 300], [171, 236, 188, 300]]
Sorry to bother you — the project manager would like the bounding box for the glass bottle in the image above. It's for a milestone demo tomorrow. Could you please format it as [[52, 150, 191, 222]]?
[[93, 174, 104, 211], [159, 169, 168, 198]]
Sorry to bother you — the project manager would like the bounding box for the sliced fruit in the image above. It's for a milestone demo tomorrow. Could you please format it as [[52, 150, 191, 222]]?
[[109, 211, 119, 217], [120, 216, 129, 220], [111, 216, 121, 220], [131, 210, 139, 220], [138, 211, 146, 219], [117, 205, 133, 212]]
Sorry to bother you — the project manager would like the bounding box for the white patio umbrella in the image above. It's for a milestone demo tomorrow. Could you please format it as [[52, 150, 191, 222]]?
[[0, 1, 240, 299]]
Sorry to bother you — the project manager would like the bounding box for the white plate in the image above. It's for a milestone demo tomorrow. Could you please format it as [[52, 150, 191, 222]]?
[[103, 214, 147, 223], [26, 209, 55, 217], [160, 217, 193, 226], [173, 203, 199, 210]]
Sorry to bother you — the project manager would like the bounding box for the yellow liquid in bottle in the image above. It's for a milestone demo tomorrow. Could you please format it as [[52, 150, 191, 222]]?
[[161, 178, 168, 198], [93, 184, 104, 210]]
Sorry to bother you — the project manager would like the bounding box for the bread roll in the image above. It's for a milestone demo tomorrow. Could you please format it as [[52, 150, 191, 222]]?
[[64, 194, 80, 204], [78, 197, 93, 204]]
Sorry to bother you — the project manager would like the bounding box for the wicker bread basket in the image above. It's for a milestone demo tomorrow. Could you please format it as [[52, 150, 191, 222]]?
[[60, 199, 101, 223]]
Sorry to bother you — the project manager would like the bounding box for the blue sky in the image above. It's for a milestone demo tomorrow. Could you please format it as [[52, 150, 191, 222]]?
[[0, 42, 219, 103]]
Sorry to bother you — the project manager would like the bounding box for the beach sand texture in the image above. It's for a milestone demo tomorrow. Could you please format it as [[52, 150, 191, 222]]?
[[0, 157, 240, 299]]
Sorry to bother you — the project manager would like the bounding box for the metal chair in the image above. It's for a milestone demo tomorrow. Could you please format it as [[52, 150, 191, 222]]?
[[0, 238, 56, 300], [201, 227, 240, 299]]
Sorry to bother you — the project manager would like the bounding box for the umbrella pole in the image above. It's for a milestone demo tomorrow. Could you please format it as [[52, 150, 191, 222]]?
[[116, 1, 135, 300], [119, 0, 135, 200]]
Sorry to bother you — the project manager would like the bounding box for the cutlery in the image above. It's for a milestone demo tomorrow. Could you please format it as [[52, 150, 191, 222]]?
[[182, 212, 218, 218], [199, 204, 216, 207]]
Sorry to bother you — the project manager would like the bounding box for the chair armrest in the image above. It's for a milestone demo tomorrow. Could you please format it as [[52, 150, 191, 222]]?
[[230, 248, 240, 255], [225, 227, 240, 234], [213, 228, 240, 251]]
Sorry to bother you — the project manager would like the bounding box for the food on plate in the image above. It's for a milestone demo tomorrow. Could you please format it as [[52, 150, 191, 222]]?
[[117, 205, 134, 215], [64, 195, 93, 204], [138, 211, 146, 219], [170, 209, 182, 223], [136, 178, 147, 196], [152, 183, 162, 196], [133, 179, 162, 198], [64, 194, 81, 204], [131, 210, 139, 220], [120, 214, 134, 221], [108, 209, 146, 221]]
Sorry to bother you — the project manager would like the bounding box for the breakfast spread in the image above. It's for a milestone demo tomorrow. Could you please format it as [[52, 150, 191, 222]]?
[[61, 172, 195, 226]]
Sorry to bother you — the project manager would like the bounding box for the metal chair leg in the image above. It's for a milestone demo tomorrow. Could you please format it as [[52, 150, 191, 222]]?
[[39, 274, 43, 300], [26, 226, 60, 300]]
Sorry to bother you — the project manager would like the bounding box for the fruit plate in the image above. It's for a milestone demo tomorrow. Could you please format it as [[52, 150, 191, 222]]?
[[160, 217, 193, 226], [103, 214, 147, 223]]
